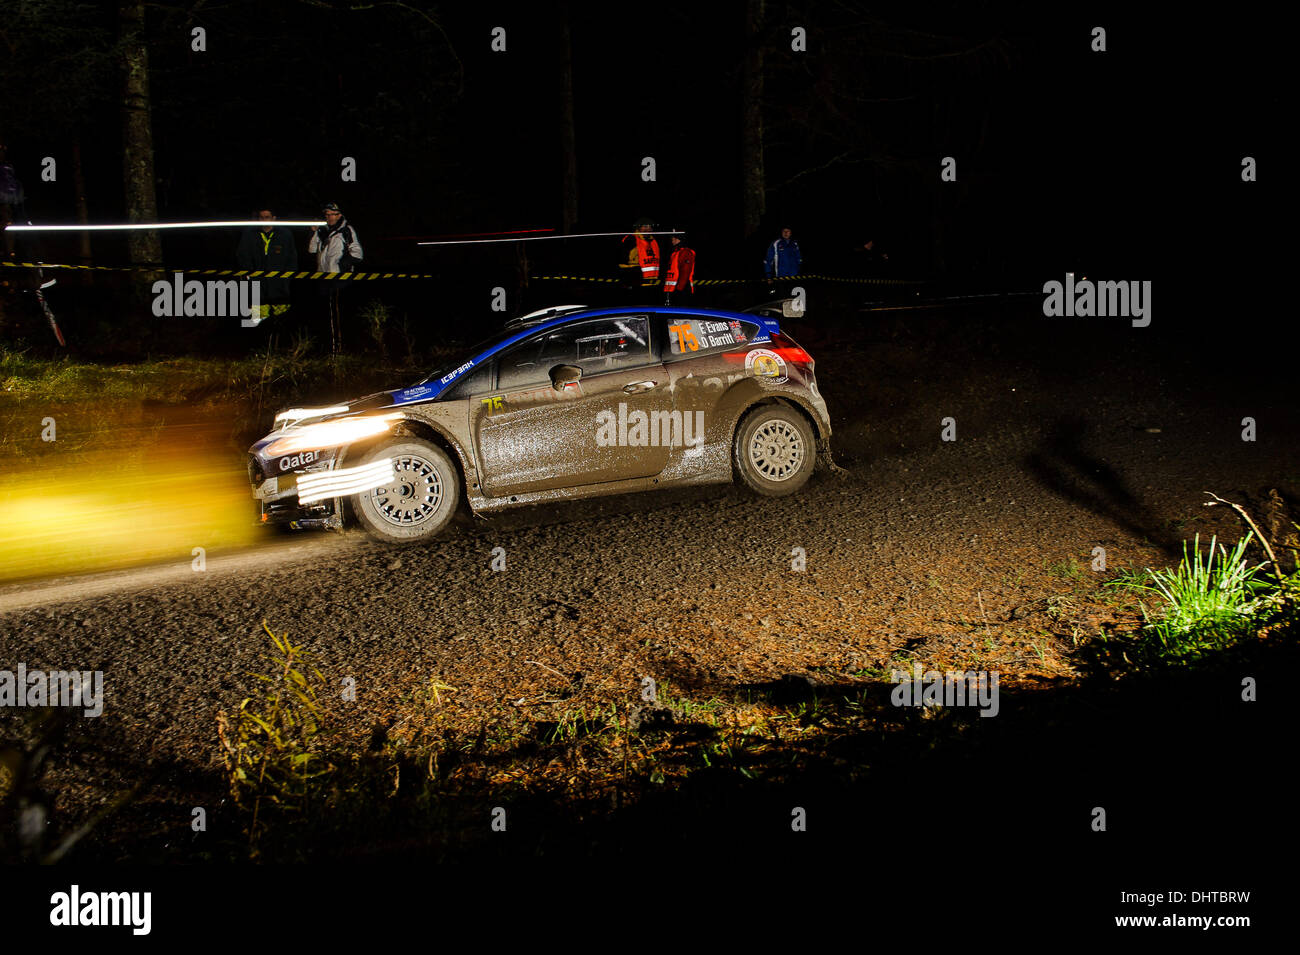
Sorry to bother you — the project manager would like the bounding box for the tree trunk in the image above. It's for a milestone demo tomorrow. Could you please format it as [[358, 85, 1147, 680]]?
[[740, 0, 766, 239], [930, 96, 946, 276], [118, 0, 161, 270], [72, 139, 92, 265], [559, 11, 578, 233]]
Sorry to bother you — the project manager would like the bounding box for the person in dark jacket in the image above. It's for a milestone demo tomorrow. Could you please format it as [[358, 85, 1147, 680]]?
[[236, 208, 298, 327]]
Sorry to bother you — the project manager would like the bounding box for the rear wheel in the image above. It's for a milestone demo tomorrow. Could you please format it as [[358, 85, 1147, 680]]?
[[733, 405, 816, 496], [351, 438, 460, 543]]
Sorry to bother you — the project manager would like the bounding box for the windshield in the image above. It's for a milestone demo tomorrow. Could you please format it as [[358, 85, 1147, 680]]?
[[415, 328, 519, 386]]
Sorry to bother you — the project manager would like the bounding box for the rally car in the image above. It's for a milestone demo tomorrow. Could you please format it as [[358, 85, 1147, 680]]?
[[247, 303, 832, 543]]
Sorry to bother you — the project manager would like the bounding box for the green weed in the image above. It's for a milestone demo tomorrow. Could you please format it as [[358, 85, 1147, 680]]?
[[1115, 534, 1270, 664], [216, 622, 334, 856]]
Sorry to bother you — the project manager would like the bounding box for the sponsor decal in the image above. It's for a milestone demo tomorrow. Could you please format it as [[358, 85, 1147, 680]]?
[[745, 348, 788, 384], [439, 359, 475, 385], [394, 384, 434, 402], [279, 449, 320, 471], [252, 476, 280, 500]]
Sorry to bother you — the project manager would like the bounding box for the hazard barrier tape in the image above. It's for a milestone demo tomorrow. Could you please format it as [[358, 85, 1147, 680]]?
[[2, 260, 924, 286], [1, 261, 436, 280], [535, 273, 924, 286]]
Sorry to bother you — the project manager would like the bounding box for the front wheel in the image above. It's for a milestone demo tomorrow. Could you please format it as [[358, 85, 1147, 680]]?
[[733, 405, 816, 496], [351, 437, 461, 543]]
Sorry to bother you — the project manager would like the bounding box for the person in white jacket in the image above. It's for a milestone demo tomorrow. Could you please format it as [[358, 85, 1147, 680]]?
[[308, 201, 363, 272], [308, 202, 363, 354]]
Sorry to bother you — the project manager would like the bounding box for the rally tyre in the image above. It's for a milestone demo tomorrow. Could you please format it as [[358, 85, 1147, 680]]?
[[351, 438, 461, 543], [733, 404, 816, 497]]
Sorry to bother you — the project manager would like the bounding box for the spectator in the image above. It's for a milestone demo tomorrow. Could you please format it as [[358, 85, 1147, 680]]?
[[764, 226, 801, 289], [0, 142, 23, 263], [309, 201, 362, 272], [663, 228, 695, 304], [620, 217, 660, 286], [236, 207, 297, 331], [856, 238, 890, 268], [308, 201, 363, 355]]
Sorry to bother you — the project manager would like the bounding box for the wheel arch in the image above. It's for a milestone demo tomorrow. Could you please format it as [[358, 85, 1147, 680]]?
[[334, 415, 472, 525], [728, 393, 826, 445]]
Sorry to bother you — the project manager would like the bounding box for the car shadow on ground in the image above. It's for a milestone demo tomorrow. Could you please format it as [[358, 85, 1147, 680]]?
[[1024, 415, 1184, 556]]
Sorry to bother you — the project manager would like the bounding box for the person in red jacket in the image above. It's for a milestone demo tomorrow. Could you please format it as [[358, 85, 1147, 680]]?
[[663, 228, 695, 304], [620, 217, 660, 284]]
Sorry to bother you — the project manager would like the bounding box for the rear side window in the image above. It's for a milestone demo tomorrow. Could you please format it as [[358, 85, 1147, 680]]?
[[665, 317, 760, 359]]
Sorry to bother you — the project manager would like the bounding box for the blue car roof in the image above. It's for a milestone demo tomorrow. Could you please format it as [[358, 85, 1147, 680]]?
[[392, 306, 781, 404]]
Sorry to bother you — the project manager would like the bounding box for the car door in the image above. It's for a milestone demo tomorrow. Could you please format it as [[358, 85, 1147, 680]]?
[[472, 315, 673, 497]]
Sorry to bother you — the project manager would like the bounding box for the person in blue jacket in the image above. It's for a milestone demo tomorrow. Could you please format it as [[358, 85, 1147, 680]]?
[[764, 226, 802, 283]]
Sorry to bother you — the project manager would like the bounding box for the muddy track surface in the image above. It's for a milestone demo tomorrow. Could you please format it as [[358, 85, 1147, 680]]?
[[2, 302, 1297, 858]]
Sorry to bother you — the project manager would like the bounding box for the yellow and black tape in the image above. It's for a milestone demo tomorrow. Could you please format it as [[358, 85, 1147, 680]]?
[[3, 260, 922, 286], [1, 261, 437, 280]]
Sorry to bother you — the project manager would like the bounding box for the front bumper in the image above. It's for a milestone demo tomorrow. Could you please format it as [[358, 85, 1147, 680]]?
[[258, 496, 343, 531], [249, 451, 342, 529]]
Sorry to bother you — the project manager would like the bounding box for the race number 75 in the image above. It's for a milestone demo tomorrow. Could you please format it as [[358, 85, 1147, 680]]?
[[668, 323, 699, 352]]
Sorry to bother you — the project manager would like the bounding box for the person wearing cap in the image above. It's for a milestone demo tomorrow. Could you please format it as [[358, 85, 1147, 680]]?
[[308, 202, 363, 354], [619, 217, 660, 284], [663, 228, 695, 304], [308, 202, 363, 273]]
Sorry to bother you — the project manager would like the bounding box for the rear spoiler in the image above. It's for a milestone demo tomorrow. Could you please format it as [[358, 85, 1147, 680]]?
[[742, 297, 805, 320]]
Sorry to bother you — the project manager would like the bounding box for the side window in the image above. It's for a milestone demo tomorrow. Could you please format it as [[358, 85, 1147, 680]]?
[[496, 335, 553, 392], [573, 316, 650, 373], [665, 317, 759, 359], [496, 317, 652, 392]]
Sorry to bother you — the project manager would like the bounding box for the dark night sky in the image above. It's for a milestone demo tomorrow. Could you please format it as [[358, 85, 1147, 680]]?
[[0, 1, 1284, 326]]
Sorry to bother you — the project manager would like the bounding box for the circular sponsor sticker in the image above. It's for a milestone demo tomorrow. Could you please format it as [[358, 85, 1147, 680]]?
[[745, 348, 788, 384]]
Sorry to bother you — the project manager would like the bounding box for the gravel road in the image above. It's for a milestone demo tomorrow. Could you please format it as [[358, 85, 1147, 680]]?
[[2, 301, 1296, 857]]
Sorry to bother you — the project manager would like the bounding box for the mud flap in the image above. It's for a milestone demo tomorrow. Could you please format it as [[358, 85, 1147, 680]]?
[[816, 437, 850, 476]]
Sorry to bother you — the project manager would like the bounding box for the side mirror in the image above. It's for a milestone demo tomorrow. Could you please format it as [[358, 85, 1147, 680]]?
[[781, 298, 805, 319], [549, 363, 583, 391]]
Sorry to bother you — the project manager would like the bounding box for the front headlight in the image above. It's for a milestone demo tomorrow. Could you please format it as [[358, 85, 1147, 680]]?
[[274, 405, 349, 428], [263, 413, 402, 456]]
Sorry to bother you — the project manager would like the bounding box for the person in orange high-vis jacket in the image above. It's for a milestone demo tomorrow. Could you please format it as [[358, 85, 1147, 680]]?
[[620, 218, 660, 283], [663, 229, 695, 303]]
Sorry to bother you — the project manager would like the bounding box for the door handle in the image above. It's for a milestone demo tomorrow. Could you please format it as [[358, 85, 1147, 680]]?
[[623, 381, 658, 394]]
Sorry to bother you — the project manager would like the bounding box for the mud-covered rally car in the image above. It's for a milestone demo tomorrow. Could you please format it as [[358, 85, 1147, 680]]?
[[248, 302, 832, 543]]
